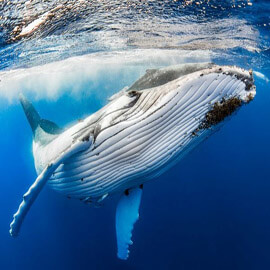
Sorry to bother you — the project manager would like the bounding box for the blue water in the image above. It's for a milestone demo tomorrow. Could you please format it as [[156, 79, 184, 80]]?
[[1, 1, 270, 269]]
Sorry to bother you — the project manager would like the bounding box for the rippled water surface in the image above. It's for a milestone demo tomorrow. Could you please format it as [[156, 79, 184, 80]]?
[[0, 0, 269, 69], [0, 1, 270, 270]]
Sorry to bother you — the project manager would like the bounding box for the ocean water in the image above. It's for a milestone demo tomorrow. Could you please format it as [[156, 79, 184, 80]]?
[[0, 1, 270, 269]]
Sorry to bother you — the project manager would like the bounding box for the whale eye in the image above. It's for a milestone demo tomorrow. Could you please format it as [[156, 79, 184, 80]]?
[[125, 90, 142, 109], [128, 90, 139, 97]]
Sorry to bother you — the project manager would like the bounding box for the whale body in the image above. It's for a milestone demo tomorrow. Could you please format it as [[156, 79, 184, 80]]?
[[10, 62, 256, 259]]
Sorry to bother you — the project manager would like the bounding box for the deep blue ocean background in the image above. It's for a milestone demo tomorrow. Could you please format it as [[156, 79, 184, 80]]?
[[0, 1, 270, 269]]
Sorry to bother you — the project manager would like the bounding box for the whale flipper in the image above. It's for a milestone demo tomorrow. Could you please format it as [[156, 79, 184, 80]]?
[[115, 187, 143, 260], [9, 138, 92, 237]]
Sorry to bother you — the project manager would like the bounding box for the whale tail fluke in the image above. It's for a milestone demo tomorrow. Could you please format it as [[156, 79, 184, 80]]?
[[19, 93, 41, 134], [19, 93, 63, 143]]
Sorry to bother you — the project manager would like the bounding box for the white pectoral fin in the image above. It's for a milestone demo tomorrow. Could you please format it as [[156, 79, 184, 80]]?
[[10, 139, 92, 237], [10, 163, 58, 237], [115, 186, 143, 260]]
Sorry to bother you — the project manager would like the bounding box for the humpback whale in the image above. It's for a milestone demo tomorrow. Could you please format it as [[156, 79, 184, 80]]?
[[10, 62, 256, 260]]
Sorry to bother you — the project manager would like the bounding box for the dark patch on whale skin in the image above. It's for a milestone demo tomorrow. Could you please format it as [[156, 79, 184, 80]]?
[[93, 124, 101, 141], [199, 97, 242, 130], [126, 90, 142, 107], [128, 90, 139, 97], [246, 93, 255, 103], [82, 134, 90, 142]]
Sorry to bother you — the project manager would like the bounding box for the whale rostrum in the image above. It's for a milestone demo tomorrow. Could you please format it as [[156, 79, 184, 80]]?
[[10, 62, 256, 259]]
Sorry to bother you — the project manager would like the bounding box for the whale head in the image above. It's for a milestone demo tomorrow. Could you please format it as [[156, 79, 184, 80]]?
[[125, 63, 256, 126]]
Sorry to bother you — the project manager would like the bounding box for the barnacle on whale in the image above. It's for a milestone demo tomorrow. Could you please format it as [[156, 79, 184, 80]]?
[[199, 97, 243, 129]]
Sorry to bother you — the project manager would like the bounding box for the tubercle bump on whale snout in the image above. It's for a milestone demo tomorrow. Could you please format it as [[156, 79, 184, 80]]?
[[213, 65, 256, 103], [215, 66, 255, 91]]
